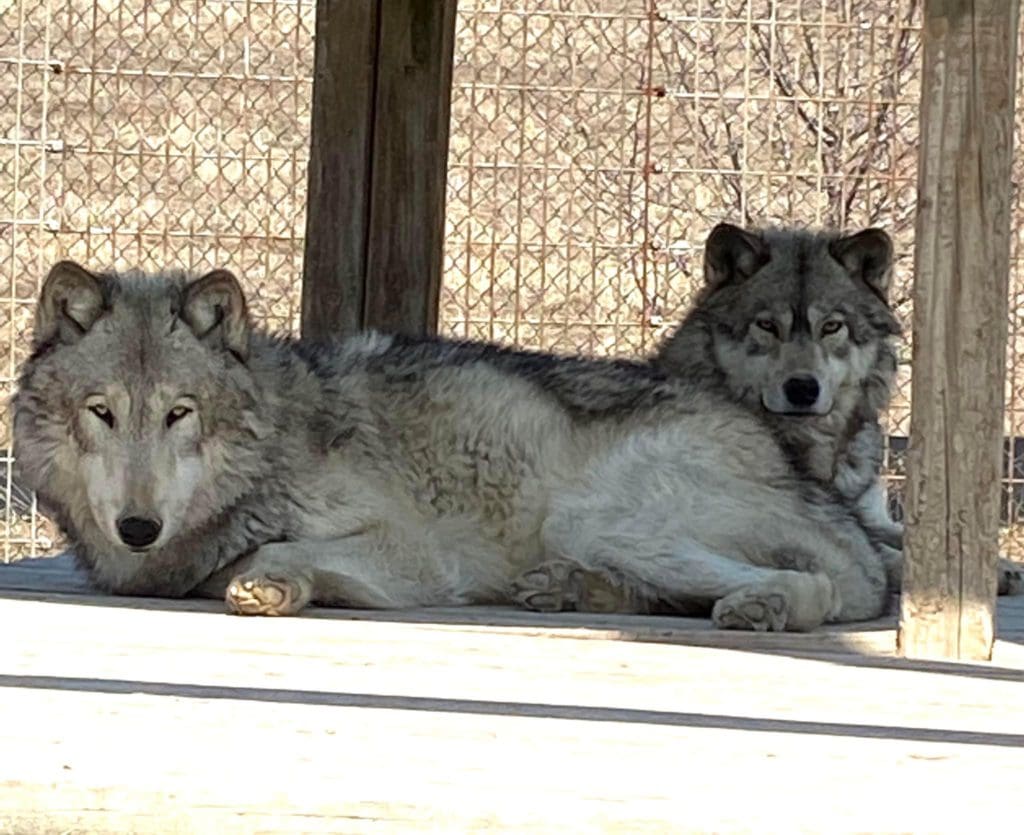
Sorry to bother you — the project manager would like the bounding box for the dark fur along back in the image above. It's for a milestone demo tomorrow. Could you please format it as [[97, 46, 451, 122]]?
[[296, 333, 685, 421]]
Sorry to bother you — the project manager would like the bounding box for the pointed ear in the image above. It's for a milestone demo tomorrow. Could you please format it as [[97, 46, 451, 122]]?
[[703, 223, 769, 290], [829, 228, 893, 302], [35, 261, 106, 347], [181, 269, 250, 361]]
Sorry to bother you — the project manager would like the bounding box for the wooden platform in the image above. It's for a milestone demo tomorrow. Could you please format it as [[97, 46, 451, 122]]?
[[1, 555, 1023, 833]]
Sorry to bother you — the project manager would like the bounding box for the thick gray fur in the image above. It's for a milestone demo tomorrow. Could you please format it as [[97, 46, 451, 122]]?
[[13, 261, 896, 630], [655, 223, 1024, 596]]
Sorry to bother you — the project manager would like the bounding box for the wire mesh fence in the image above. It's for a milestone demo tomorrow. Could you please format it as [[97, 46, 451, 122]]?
[[442, 0, 927, 527], [440, 0, 1024, 558], [2, 0, 1023, 560], [2, 0, 315, 558]]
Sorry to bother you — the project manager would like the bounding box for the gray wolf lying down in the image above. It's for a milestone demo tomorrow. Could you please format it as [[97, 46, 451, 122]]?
[[14, 261, 895, 631], [655, 222, 1023, 597]]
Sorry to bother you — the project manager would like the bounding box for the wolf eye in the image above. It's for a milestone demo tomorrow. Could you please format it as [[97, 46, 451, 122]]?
[[755, 318, 778, 336], [821, 320, 844, 336], [166, 405, 193, 428], [88, 404, 115, 428]]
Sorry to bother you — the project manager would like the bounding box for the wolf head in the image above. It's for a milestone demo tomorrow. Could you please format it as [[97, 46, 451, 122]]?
[[13, 262, 272, 586], [660, 224, 901, 421]]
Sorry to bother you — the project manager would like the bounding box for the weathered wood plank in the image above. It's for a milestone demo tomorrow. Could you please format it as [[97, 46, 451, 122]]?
[[0, 595, 1023, 832], [899, 0, 1021, 660], [301, 0, 457, 339], [3, 690, 1019, 833], [300, 0, 379, 339], [362, 0, 458, 335], [0, 553, 93, 593], [4, 554, 1024, 659]]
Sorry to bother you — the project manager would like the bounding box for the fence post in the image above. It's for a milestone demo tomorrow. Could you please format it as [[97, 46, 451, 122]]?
[[898, 0, 1021, 660], [301, 0, 457, 340]]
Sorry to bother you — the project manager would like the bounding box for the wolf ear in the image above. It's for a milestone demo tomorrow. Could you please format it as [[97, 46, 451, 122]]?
[[703, 223, 769, 290], [829, 228, 893, 302], [35, 261, 106, 347], [181, 269, 250, 361]]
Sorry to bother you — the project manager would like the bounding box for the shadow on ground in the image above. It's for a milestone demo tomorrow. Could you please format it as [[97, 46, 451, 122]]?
[[3, 553, 1022, 682]]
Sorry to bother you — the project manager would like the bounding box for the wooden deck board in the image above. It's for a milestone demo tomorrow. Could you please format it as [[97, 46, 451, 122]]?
[[1, 555, 1023, 832]]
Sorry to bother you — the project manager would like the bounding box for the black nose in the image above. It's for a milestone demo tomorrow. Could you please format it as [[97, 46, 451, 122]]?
[[117, 516, 163, 549], [783, 375, 820, 409]]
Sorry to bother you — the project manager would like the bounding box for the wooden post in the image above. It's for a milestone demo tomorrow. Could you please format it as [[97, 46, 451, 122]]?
[[898, 0, 1020, 661], [301, 0, 378, 339], [301, 0, 457, 340], [362, 0, 458, 336]]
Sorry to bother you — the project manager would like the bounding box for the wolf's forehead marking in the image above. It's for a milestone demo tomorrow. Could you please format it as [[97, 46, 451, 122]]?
[[794, 235, 827, 333], [795, 237, 811, 279], [792, 239, 815, 335]]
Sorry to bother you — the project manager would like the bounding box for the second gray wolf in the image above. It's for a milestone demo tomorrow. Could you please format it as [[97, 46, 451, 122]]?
[[655, 222, 1023, 596], [12, 261, 893, 631]]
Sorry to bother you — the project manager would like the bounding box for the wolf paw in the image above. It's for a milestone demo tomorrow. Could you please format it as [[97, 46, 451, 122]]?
[[711, 589, 789, 632], [226, 572, 308, 616], [998, 558, 1024, 596], [512, 559, 625, 614]]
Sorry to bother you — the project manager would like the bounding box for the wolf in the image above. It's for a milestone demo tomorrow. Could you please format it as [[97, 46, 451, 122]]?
[[12, 260, 894, 631], [654, 222, 1024, 596]]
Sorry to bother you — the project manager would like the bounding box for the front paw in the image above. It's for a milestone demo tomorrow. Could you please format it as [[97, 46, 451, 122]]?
[[226, 571, 311, 616], [998, 558, 1024, 596]]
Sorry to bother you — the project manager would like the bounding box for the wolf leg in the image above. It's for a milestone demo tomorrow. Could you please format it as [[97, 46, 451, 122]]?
[[862, 520, 905, 552], [855, 481, 904, 550], [875, 543, 904, 592], [877, 544, 1024, 597], [527, 528, 839, 631], [512, 558, 648, 614], [853, 479, 1023, 596], [1000, 559, 1024, 595], [219, 536, 442, 616]]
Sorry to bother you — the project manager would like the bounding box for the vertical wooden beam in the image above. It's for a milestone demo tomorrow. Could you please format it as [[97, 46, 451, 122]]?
[[363, 0, 458, 336], [301, 0, 457, 340], [898, 0, 1020, 661], [301, 0, 378, 339]]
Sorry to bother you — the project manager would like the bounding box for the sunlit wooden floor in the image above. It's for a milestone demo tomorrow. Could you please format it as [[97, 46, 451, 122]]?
[[1, 554, 1022, 833]]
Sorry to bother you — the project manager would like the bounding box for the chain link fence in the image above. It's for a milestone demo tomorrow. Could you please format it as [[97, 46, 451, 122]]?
[[2, 0, 314, 558], [2, 0, 1023, 560], [440, 0, 1024, 557]]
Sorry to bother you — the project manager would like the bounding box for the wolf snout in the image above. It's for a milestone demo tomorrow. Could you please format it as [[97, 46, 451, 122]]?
[[117, 515, 163, 549], [782, 375, 820, 410]]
